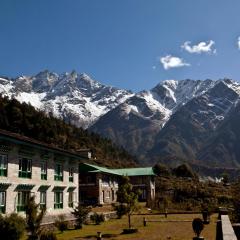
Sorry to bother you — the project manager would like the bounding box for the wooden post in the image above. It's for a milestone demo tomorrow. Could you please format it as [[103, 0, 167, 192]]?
[[143, 217, 147, 227], [97, 232, 102, 240]]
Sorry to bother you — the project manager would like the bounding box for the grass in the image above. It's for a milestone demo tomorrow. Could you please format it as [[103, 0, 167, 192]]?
[[55, 213, 217, 240]]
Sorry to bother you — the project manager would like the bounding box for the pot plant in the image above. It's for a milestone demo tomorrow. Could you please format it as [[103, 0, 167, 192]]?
[[192, 218, 204, 240]]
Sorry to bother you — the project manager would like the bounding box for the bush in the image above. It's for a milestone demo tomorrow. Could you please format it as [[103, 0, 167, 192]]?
[[113, 203, 128, 219], [173, 163, 196, 178], [54, 214, 68, 233], [192, 218, 204, 237], [153, 163, 170, 176], [40, 230, 57, 240], [26, 196, 45, 240], [71, 204, 91, 229], [90, 213, 104, 225], [0, 213, 26, 240]]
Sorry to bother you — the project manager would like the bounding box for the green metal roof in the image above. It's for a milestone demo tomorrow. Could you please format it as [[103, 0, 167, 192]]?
[[79, 163, 121, 175], [112, 167, 155, 176], [80, 163, 155, 176]]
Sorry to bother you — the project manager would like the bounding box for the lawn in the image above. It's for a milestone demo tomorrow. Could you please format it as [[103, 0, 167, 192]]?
[[56, 213, 217, 240]]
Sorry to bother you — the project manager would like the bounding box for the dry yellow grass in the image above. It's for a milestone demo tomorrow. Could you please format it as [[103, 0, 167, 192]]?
[[56, 213, 217, 240]]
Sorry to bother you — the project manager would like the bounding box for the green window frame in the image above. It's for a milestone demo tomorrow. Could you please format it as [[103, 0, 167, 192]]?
[[69, 167, 73, 182], [17, 191, 30, 212], [0, 191, 6, 213], [41, 161, 47, 180], [54, 191, 63, 209], [19, 157, 32, 178], [0, 154, 7, 177], [40, 191, 46, 210], [68, 191, 73, 208], [54, 163, 63, 181]]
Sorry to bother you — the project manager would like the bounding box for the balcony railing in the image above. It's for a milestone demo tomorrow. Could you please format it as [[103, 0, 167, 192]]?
[[40, 203, 46, 210], [19, 171, 31, 178], [54, 175, 63, 181], [17, 205, 26, 212], [0, 206, 5, 213], [0, 168, 7, 177], [68, 202, 73, 208], [41, 173, 47, 180], [54, 203, 63, 209]]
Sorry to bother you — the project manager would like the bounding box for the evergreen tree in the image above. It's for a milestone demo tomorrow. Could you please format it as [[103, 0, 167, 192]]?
[[25, 196, 45, 240], [116, 176, 139, 229]]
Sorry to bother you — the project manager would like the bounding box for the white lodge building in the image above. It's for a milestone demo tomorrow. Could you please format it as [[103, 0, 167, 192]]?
[[0, 129, 156, 217], [0, 129, 85, 216]]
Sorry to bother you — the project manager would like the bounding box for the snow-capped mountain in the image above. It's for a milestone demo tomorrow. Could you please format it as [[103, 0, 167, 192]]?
[[1, 71, 240, 168], [0, 70, 133, 128], [91, 78, 240, 168], [90, 79, 217, 156]]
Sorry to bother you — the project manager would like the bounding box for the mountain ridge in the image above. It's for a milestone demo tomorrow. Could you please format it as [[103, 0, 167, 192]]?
[[1, 71, 240, 169]]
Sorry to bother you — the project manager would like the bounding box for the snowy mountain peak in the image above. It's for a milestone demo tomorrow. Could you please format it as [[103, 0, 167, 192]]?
[[0, 71, 133, 128]]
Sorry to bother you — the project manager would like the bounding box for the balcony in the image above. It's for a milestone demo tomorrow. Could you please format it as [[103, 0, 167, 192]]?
[[54, 175, 63, 181], [19, 171, 31, 179], [0, 168, 7, 177]]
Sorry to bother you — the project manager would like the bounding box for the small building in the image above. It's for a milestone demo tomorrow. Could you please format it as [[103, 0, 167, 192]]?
[[0, 129, 87, 216], [79, 163, 155, 206]]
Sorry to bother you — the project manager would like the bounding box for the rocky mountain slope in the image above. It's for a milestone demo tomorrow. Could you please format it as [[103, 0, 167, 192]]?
[[1, 71, 240, 168], [90, 78, 240, 168], [0, 70, 133, 128]]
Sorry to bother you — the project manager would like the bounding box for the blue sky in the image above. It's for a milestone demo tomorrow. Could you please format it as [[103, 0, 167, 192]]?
[[1, 0, 240, 92]]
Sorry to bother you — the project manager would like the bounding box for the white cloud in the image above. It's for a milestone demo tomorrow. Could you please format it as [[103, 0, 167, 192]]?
[[237, 37, 240, 50], [181, 40, 216, 54], [152, 65, 156, 70], [160, 55, 190, 70]]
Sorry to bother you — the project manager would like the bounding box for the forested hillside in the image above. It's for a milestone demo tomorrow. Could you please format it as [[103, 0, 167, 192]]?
[[0, 96, 137, 167]]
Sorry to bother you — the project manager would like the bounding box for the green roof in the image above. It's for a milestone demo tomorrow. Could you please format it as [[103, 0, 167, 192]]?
[[112, 167, 155, 176], [79, 163, 121, 175], [79, 163, 155, 176]]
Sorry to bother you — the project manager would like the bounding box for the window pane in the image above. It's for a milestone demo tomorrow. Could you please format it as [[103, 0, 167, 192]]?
[[40, 192, 46, 203], [0, 192, 5, 205]]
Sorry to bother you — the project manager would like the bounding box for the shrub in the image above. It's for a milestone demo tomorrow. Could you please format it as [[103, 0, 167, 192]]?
[[173, 163, 196, 178], [71, 204, 91, 229], [90, 213, 104, 225], [0, 213, 26, 240], [192, 218, 204, 237], [40, 230, 57, 240], [26, 196, 45, 240], [113, 203, 128, 219], [54, 214, 68, 233], [153, 163, 170, 176]]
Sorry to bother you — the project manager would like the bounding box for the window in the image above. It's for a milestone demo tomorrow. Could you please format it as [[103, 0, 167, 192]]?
[[69, 167, 73, 182], [68, 191, 73, 208], [0, 154, 7, 177], [54, 191, 63, 209], [54, 163, 63, 181], [40, 191, 46, 210], [17, 191, 30, 212], [41, 161, 47, 180], [0, 191, 6, 213], [19, 157, 32, 178]]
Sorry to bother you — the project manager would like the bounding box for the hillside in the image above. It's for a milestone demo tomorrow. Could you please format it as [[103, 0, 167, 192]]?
[[0, 95, 137, 168]]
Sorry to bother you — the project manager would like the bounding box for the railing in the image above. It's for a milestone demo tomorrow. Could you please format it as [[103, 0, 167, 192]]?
[[41, 173, 47, 180], [54, 175, 63, 181], [0, 168, 7, 176], [216, 209, 238, 240], [18, 171, 31, 178], [17, 205, 26, 212], [0, 205, 5, 213], [221, 215, 237, 240], [54, 203, 63, 209]]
